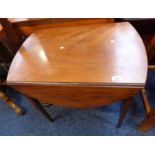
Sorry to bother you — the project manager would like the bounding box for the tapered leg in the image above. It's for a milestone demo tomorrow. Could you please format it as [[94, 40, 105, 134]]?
[[0, 90, 23, 115], [138, 88, 155, 132], [26, 96, 54, 122], [116, 97, 133, 128], [140, 89, 151, 114], [138, 107, 155, 132]]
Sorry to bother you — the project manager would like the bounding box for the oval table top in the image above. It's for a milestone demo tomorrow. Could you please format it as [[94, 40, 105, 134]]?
[[7, 22, 148, 87]]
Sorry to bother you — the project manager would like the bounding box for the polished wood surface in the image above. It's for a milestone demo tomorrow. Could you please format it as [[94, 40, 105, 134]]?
[[7, 22, 147, 85], [8, 18, 44, 23], [9, 85, 142, 108], [8, 18, 114, 36], [8, 18, 114, 24], [7, 22, 147, 108]]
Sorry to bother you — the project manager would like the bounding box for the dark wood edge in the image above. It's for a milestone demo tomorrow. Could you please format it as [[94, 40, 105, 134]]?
[[6, 81, 145, 88], [9, 18, 112, 27], [148, 65, 155, 71]]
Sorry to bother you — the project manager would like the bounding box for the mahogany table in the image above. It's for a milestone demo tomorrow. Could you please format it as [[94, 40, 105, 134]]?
[[6, 22, 148, 125]]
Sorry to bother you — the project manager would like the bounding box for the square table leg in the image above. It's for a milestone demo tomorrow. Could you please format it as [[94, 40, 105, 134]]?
[[116, 97, 133, 128], [138, 107, 155, 132], [25, 96, 54, 122]]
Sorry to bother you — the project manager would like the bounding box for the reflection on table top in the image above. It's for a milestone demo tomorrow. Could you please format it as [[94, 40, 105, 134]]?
[[7, 22, 147, 87]]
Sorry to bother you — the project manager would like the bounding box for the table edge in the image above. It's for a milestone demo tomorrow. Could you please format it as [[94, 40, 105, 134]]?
[[6, 81, 145, 88]]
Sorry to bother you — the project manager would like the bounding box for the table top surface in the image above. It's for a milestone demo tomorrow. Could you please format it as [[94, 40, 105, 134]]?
[[7, 22, 147, 87]]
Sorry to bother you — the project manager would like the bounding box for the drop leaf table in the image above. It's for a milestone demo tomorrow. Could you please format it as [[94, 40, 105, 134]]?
[[6, 22, 148, 126]]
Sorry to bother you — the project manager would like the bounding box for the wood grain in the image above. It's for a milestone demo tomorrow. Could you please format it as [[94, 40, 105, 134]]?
[[7, 22, 147, 108], [9, 84, 142, 108], [7, 22, 147, 85], [8, 18, 114, 36]]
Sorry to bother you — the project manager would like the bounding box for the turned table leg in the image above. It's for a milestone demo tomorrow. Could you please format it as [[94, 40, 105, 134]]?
[[116, 97, 133, 128], [0, 90, 23, 115]]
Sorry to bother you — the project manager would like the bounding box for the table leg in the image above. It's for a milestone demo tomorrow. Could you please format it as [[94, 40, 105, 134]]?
[[138, 88, 155, 132], [138, 107, 155, 132], [140, 89, 151, 114], [116, 97, 133, 128], [0, 90, 23, 115], [26, 96, 54, 122]]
